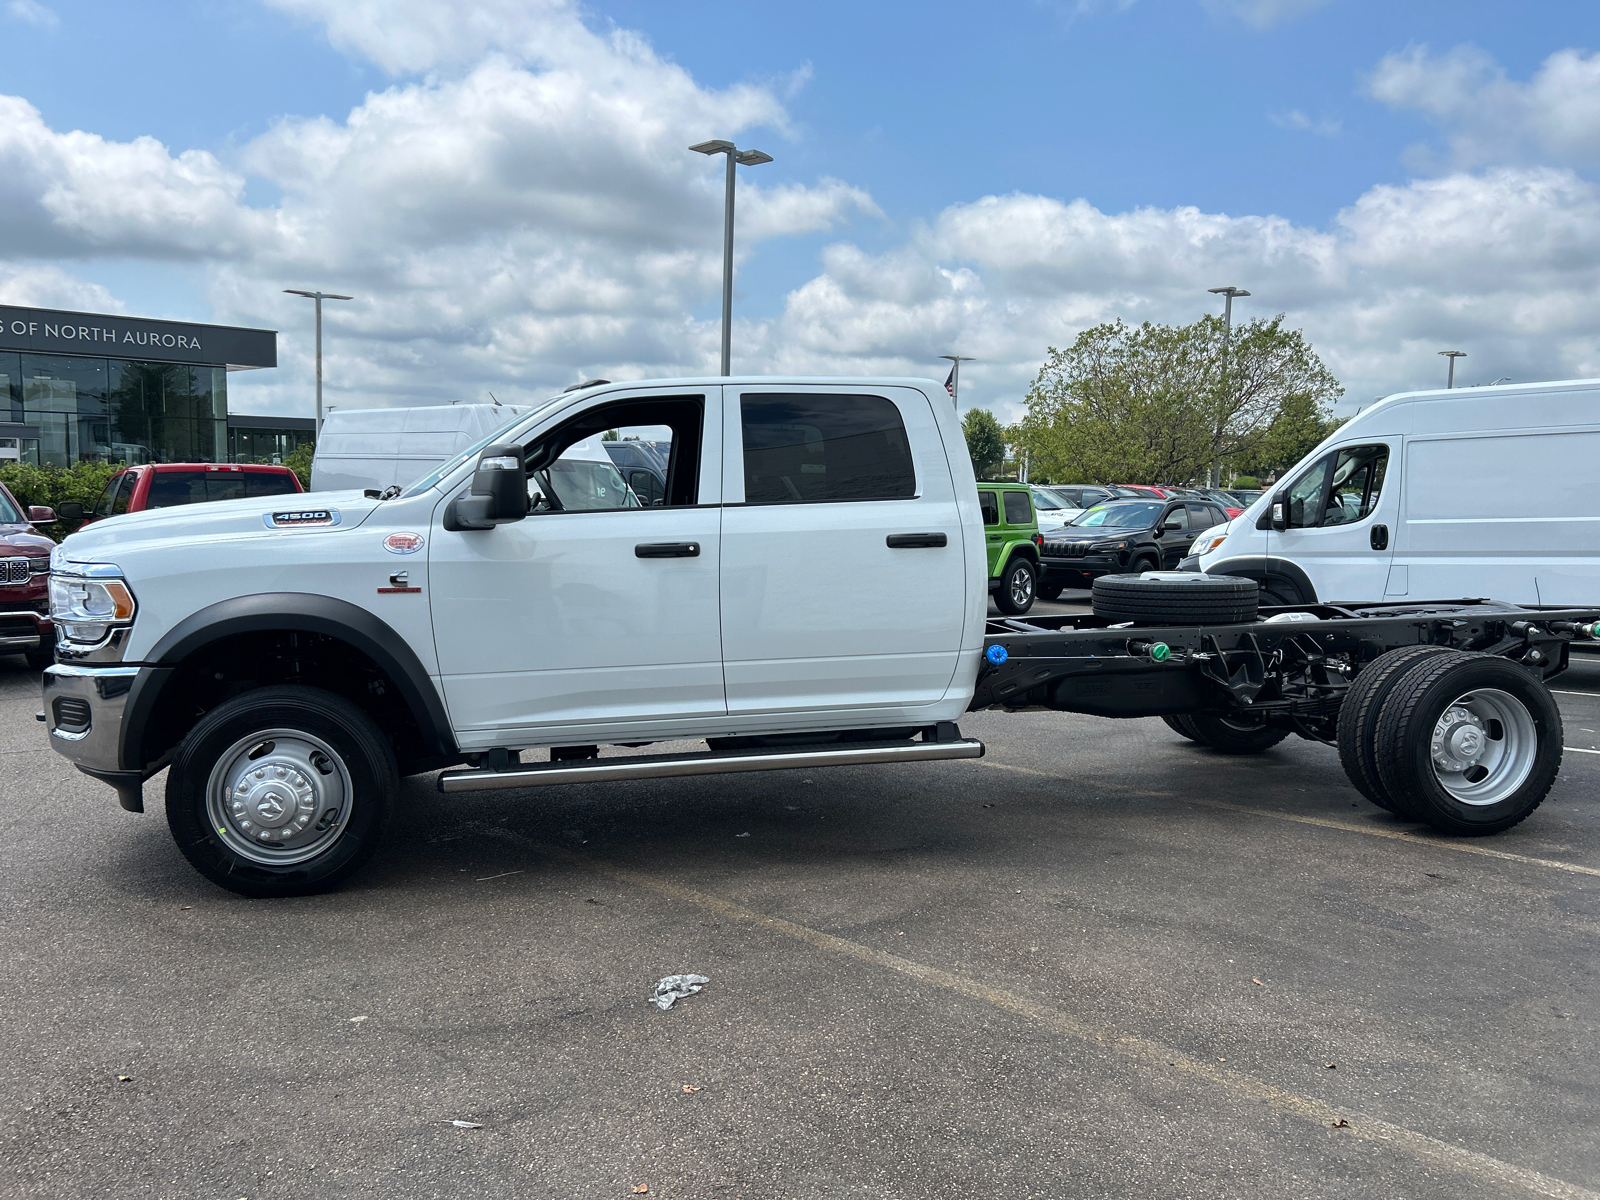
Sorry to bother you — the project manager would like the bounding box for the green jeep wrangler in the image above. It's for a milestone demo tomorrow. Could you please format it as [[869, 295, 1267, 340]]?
[[977, 482, 1042, 615]]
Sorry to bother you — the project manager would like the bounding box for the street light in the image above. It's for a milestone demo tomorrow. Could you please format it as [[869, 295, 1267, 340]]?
[[284, 289, 353, 438], [1438, 350, 1466, 389], [1207, 287, 1250, 488], [690, 139, 773, 376], [939, 355, 975, 408]]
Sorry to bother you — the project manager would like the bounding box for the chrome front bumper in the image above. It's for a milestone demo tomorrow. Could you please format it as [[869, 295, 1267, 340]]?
[[42, 664, 143, 775]]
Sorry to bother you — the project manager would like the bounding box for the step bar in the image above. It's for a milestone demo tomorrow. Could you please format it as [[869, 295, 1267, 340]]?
[[437, 737, 986, 794]]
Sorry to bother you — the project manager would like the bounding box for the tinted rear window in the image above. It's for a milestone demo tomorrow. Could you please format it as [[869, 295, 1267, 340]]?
[[147, 471, 294, 507], [246, 473, 299, 498], [740, 394, 915, 503]]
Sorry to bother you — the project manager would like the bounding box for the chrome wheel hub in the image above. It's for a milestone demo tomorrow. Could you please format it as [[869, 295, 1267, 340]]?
[[1010, 569, 1034, 606], [206, 729, 353, 866], [1427, 689, 1536, 806]]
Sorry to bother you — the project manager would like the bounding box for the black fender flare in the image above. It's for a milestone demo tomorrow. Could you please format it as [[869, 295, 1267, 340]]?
[[1202, 555, 1319, 604], [124, 592, 458, 773]]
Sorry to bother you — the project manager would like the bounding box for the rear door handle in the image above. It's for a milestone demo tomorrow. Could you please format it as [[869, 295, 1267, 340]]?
[[886, 533, 948, 548], [1370, 524, 1389, 551], [635, 542, 700, 558]]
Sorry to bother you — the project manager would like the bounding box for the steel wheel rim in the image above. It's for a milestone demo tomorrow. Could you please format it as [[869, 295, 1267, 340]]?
[[1428, 688, 1537, 806], [205, 728, 354, 865], [1010, 566, 1034, 606]]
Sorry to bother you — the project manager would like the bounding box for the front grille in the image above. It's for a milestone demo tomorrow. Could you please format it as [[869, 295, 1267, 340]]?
[[0, 558, 38, 583], [53, 697, 91, 734], [0, 615, 37, 637], [1044, 542, 1092, 558]]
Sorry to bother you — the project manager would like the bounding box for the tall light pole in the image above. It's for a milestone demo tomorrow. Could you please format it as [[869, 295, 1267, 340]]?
[[284, 289, 353, 439], [939, 355, 975, 408], [690, 140, 773, 376], [1207, 287, 1250, 488], [1438, 349, 1466, 389]]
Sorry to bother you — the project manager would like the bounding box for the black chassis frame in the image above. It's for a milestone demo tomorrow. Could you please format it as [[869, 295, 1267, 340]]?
[[972, 599, 1600, 739]]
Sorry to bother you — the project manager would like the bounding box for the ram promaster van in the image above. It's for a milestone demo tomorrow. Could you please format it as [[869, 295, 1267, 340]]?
[[1183, 378, 1600, 606]]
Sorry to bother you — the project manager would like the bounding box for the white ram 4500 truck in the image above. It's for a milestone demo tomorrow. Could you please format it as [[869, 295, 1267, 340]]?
[[42, 376, 1600, 896], [43, 379, 991, 895]]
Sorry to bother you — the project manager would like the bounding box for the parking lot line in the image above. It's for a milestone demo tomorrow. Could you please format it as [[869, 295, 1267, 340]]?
[[540, 841, 1598, 1200], [979, 761, 1600, 878]]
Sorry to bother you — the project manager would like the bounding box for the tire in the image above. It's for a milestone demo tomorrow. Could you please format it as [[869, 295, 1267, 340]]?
[[1181, 712, 1290, 754], [1336, 645, 1464, 813], [1162, 714, 1200, 741], [1091, 572, 1258, 626], [1037, 583, 1064, 602], [1372, 653, 1563, 836], [1129, 554, 1159, 574], [24, 646, 54, 671], [994, 556, 1037, 615], [165, 686, 398, 898]]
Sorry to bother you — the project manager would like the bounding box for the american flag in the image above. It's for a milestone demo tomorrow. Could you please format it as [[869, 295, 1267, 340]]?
[[944, 367, 955, 398]]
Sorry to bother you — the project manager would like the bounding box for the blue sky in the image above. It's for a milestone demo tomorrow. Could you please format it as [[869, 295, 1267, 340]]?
[[5, 0, 1600, 418]]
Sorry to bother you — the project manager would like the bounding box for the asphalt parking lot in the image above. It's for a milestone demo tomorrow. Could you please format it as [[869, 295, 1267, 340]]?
[[2, 639, 1597, 1200]]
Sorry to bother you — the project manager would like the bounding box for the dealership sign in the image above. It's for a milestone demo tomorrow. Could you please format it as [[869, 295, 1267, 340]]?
[[0, 304, 276, 369]]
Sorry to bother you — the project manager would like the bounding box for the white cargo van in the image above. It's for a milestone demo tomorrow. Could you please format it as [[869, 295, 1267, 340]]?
[[310, 403, 525, 493], [1184, 378, 1600, 606]]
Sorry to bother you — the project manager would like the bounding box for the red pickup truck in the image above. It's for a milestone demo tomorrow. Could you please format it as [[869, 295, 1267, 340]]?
[[65, 463, 303, 526], [0, 481, 57, 670]]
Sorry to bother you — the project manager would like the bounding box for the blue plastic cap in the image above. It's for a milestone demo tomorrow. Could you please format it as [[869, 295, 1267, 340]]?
[[985, 645, 1008, 665]]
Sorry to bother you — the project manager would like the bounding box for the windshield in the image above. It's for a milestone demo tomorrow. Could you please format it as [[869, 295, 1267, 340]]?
[[401, 407, 547, 497], [1068, 502, 1162, 529], [0, 488, 20, 524], [1030, 487, 1071, 512]]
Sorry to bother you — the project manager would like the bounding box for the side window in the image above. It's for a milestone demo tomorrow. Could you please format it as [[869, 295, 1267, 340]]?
[[525, 397, 704, 512], [111, 473, 134, 515], [1002, 490, 1031, 525], [1185, 503, 1216, 529], [1284, 454, 1333, 528], [740, 393, 915, 504], [979, 491, 999, 526], [92, 475, 122, 519], [1321, 445, 1388, 527]]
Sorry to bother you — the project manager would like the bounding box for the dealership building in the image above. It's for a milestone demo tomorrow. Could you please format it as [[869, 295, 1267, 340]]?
[[0, 304, 313, 467]]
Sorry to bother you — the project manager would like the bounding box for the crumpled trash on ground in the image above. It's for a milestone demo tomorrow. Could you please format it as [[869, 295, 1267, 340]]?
[[650, 974, 709, 1010]]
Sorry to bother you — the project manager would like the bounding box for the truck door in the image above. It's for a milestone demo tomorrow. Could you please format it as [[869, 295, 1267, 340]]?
[[719, 385, 966, 716], [429, 386, 725, 741], [1265, 441, 1397, 604]]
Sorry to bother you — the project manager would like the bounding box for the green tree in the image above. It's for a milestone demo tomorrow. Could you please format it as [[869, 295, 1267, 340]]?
[[0, 461, 125, 541], [1013, 315, 1341, 486], [961, 407, 1005, 479], [284, 440, 314, 489], [1232, 393, 1342, 482]]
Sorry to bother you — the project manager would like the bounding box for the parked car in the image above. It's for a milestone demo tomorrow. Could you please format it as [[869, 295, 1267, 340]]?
[[1029, 485, 1082, 532], [602, 439, 670, 506], [1039, 496, 1233, 590], [0, 480, 57, 669], [1046, 484, 1117, 511], [1188, 488, 1245, 519], [64, 463, 302, 528], [978, 482, 1042, 613], [1227, 488, 1264, 507], [1183, 377, 1600, 605], [310, 403, 529, 493]]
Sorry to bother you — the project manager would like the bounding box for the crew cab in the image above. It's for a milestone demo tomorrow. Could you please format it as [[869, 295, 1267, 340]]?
[[39, 377, 1600, 898]]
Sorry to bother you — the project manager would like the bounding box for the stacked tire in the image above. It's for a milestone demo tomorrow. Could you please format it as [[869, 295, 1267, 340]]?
[[1092, 573, 1258, 626]]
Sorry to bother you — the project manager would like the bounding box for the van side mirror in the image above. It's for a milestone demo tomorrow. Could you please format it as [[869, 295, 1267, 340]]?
[[56, 501, 84, 521], [1270, 491, 1289, 531], [28, 505, 58, 524], [444, 443, 530, 531]]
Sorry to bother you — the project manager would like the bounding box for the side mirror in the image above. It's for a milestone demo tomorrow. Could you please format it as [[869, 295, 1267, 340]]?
[[28, 505, 58, 524], [1270, 491, 1289, 531], [1162, 516, 1183, 530], [444, 444, 530, 531]]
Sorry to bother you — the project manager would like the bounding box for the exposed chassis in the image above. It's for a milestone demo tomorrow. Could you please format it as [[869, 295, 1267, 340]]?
[[974, 600, 1600, 739]]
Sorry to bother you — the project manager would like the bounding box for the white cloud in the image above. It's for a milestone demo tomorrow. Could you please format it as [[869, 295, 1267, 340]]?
[[5, 0, 58, 29], [1268, 108, 1341, 137], [0, 264, 124, 311], [1366, 43, 1600, 167], [1200, 0, 1332, 29]]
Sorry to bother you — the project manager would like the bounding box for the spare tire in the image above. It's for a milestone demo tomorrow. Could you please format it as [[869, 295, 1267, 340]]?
[[1092, 572, 1258, 626]]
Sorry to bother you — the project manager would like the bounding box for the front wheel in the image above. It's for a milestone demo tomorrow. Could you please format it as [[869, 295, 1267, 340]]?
[[1179, 712, 1290, 754], [994, 557, 1037, 615], [1037, 582, 1063, 602], [166, 686, 397, 897]]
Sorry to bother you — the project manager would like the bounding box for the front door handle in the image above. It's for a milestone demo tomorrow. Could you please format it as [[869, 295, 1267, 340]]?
[[886, 533, 948, 548], [1370, 524, 1389, 551], [635, 542, 700, 558]]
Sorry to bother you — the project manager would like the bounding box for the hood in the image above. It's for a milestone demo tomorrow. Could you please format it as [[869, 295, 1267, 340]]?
[[57, 489, 386, 565], [0, 524, 54, 557]]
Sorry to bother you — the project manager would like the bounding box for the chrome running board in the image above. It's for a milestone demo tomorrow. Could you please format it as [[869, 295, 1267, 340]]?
[[437, 737, 985, 794]]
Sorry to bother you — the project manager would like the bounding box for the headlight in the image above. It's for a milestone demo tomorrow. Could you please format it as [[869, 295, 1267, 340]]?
[[49, 567, 137, 645], [1191, 532, 1229, 557], [1091, 540, 1129, 552]]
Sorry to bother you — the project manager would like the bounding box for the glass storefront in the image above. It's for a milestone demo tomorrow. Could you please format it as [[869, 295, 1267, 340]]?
[[1, 351, 228, 466], [227, 425, 312, 464]]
